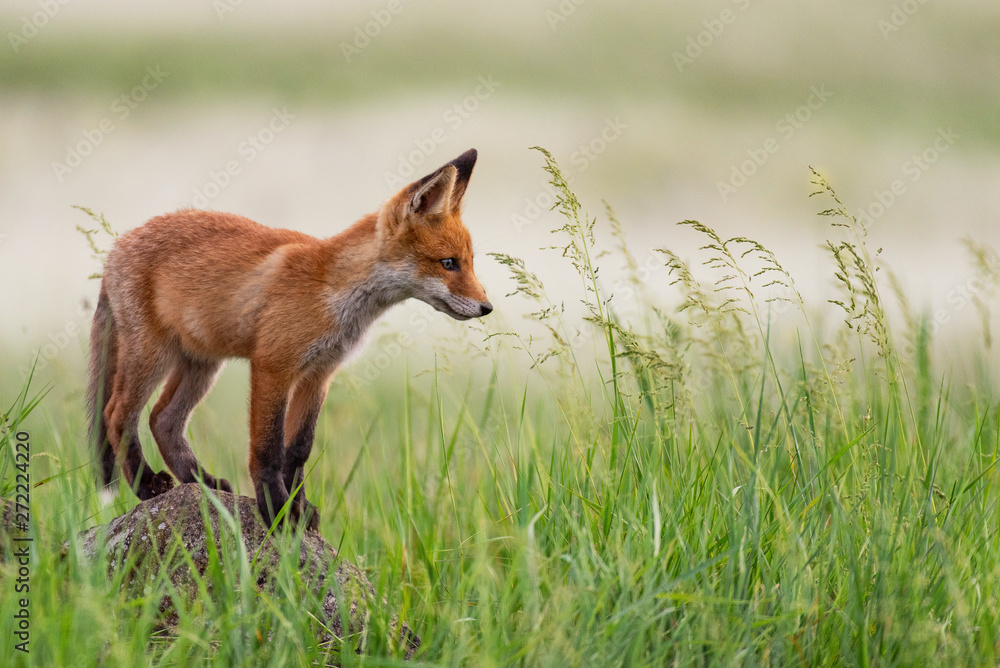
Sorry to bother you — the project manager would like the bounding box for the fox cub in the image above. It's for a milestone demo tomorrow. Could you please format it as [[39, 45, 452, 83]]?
[[88, 149, 492, 528]]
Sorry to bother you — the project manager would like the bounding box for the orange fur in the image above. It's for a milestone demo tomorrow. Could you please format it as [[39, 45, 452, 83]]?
[[87, 149, 491, 527]]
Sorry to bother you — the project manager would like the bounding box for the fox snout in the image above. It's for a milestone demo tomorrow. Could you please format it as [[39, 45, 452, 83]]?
[[447, 274, 492, 320], [463, 298, 493, 319], [433, 288, 493, 321], [451, 300, 493, 320]]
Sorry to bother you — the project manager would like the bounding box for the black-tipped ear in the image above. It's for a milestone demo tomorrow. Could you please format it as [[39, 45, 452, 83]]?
[[448, 148, 477, 208]]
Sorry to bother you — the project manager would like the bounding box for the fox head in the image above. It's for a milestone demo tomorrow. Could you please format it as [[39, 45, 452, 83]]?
[[378, 149, 492, 320]]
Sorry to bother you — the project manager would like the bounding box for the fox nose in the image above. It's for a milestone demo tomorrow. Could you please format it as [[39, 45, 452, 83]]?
[[479, 302, 493, 317]]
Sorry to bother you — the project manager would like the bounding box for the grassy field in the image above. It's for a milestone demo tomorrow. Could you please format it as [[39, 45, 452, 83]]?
[[3, 152, 1000, 666]]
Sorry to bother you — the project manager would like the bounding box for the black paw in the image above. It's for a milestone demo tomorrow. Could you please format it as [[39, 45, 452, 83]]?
[[257, 492, 319, 532], [291, 497, 320, 532], [203, 475, 233, 494], [137, 471, 175, 500], [256, 488, 288, 529], [282, 466, 304, 496]]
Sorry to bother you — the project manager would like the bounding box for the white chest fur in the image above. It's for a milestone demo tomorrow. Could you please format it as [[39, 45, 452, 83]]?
[[299, 264, 414, 371]]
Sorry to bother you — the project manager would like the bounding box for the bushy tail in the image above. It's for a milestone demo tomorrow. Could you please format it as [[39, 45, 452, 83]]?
[[87, 283, 118, 488]]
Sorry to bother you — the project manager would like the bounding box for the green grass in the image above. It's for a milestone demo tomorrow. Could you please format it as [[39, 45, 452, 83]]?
[[3, 151, 1000, 666]]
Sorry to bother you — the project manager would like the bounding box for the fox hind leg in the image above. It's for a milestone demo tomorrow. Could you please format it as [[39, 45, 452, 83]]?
[[104, 340, 175, 500], [150, 356, 231, 493]]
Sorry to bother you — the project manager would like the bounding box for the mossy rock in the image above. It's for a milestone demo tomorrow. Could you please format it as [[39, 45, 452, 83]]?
[[73, 483, 419, 660]]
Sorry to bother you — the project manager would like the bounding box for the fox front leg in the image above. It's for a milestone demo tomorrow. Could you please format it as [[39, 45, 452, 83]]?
[[282, 371, 331, 527], [249, 364, 313, 528]]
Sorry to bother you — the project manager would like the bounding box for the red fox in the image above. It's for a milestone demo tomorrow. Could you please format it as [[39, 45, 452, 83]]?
[[87, 149, 491, 528]]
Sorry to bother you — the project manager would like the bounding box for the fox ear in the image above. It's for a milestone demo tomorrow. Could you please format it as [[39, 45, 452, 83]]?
[[409, 164, 457, 217], [447, 148, 477, 209]]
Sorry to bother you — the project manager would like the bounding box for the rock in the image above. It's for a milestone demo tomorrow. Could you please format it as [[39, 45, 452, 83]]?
[[73, 483, 419, 660]]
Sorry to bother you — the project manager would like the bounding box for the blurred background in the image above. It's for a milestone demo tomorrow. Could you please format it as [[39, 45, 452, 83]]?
[[2, 0, 999, 386]]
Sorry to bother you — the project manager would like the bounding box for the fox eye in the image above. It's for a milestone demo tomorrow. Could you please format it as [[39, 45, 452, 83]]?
[[440, 258, 459, 271]]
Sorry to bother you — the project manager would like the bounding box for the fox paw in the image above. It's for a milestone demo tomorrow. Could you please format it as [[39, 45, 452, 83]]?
[[203, 475, 233, 494], [256, 487, 319, 532], [137, 471, 175, 500], [292, 498, 320, 532]]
